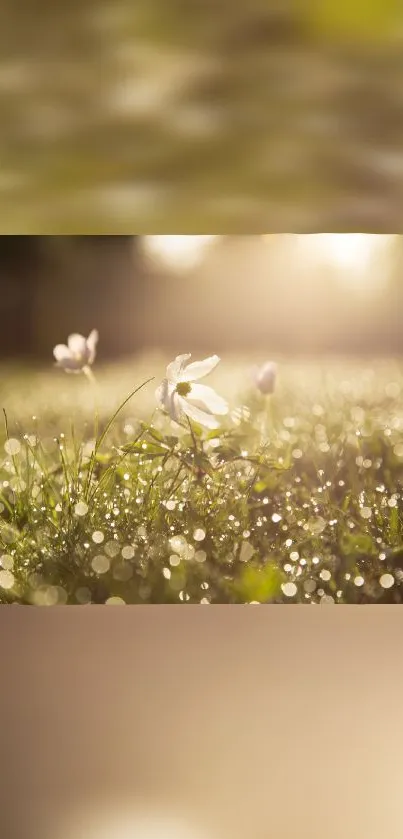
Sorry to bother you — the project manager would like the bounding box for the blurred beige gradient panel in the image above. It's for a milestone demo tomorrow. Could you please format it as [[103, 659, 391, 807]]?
[[1, 0, 403, 231], [0, 607, 402, 838]]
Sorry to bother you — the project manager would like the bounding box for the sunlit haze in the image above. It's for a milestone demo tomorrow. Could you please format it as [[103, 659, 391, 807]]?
[[58, 809, 215, 839], [144, 236, 217, 271], [296, 233, 393, 290], [144, 234, 394, 292]]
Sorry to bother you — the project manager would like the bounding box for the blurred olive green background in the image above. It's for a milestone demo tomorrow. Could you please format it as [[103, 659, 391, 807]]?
[[2, 0, 403, 232]]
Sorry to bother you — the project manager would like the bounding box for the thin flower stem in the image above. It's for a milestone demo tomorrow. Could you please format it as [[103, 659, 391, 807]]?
[[83, 365, 99, 442], [84, 377, 155, 500], [186, 416, 199, 454]]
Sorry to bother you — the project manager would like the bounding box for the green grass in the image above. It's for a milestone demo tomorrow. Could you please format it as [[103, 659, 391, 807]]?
[[1, 354, 403, 605]]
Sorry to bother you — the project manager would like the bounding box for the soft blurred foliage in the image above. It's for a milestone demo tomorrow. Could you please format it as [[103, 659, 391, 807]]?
[[2, 1, 403, 231]]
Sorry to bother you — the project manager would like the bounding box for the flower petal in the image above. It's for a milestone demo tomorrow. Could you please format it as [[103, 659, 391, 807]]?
[[86, 329, 99, 364], [156, 380, 183, 423], [53, 344, 71, 362], [168, 392, 184, 423], [67, 333, 88, 358], [180, 398, 220, 429], [166, 354, 192, 384], [55, 356, 85, 371], [155, 379, 170, 408], [188, 384, 228, 415], [179, 355, 220, 382]]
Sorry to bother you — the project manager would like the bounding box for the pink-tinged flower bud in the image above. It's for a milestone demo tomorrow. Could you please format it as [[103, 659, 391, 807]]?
[[255, 361, 277, 395]]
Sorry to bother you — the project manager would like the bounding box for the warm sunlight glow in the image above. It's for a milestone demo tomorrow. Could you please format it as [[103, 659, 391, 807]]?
[[294, 234, 393, 291], [144, 236, 216, 271], [315, 234, 373, 271], [59, 808, 215, 839]]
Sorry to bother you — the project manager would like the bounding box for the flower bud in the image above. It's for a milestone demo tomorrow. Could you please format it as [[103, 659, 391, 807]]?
[[255, 361, 277, 395]]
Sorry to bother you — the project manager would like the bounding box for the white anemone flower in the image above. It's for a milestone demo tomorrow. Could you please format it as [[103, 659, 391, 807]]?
[[254, 361, 277, 395], [156, 354, 228, 429], [53, 330, 99, 375]]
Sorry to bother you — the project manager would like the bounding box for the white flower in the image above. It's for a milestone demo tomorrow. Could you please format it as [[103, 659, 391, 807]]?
[[254, 361, 277, 395], [53, 330, 99, 374], [156, 354, 228, 429]]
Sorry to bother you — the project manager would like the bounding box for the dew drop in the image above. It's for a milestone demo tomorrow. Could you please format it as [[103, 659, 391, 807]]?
[[105, 540, 120, 558], [281, 582, 297, 597], [121, 545, 135, 560], [0, 570, 14, 589], [91, 555, 110, 574], [4, 438, 21, 456], [74, 501, 89, 517], [380, 573, 394, 589], [75, 587, 91, 604]]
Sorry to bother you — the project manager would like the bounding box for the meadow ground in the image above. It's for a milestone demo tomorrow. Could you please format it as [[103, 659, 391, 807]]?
[[1, 353, 403, 605]]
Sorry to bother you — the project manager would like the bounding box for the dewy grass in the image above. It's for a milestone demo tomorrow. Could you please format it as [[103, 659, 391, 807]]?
[[1, 354, 403, 605]]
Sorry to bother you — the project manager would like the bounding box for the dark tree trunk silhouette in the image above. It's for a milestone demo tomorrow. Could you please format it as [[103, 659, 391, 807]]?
[[0, 236, 44, 359], [0, 236, 146, 361]]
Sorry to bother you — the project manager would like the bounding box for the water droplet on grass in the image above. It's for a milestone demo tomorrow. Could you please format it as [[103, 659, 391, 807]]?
[[121, 545, 135, 559], [75, 587, 91, 604], [380, 573, 394, 589], [0, 570, 14, 589], [308, 516, 327, 534], [282, 582, 297, 597], [91, 555, 110, 574], [0, 554, 13, 570], [0, 524, 19, 544], [74, 501, 88, 517], [105, 540, 120, 558], [4, 438, 21, 456], [169, 535, 187, 555]]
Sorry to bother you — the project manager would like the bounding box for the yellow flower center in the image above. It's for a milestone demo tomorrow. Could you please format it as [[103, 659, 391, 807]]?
[[176, 381, 192, 397]]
